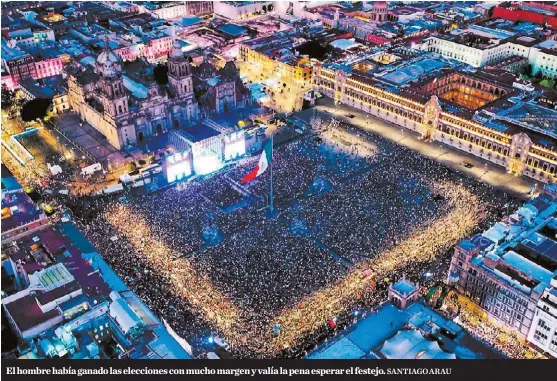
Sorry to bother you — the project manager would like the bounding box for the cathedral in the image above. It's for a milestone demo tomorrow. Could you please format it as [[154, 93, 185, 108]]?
[[193, 60, 252, 118], [67, 39, 248, 150]]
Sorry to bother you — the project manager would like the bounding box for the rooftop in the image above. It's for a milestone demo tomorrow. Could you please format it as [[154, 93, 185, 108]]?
[[521, 231, 557, 263], [35, 263, 74, 292], [3, 295, 61, 332], [1, 191, 46, 232], [218, 24, 247, 37], [381, 330, 456, 359], [306, 301, 499, 359], [502, 251, 554, 285], [380, 57, 447, 86], [1, 40, 30, 61], [1, 165, 22, 192], [181, 122, 221, 143], [391, 279, 418, 296]]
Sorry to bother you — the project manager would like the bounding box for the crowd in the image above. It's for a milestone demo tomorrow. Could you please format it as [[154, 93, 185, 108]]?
[[74, 117, 516, 358], [457, 301, 544, 359], [3, 115, 519, 358], [201, 173, 246, 208]]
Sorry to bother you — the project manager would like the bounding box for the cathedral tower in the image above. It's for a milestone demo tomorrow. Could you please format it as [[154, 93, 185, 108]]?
[[168, 39, 193, 98], [96, 38, 128, 117]]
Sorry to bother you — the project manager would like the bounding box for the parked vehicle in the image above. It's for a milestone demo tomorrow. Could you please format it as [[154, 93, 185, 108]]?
[[99, 183, 124, 195]]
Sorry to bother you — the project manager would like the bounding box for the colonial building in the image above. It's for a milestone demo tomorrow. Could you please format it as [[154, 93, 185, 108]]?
[[527, 275, 557, 357], [424, 29, 540, 69], [192, 60, 252, 117], [370, 1, 388, 23], [1, 189, 49, 249], [447, 184, 557, 339], [313, 64, 557, 183], [67, 39, 199, 149]]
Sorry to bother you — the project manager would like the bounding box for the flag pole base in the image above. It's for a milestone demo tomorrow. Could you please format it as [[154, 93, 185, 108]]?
[[266, 208, 278, 219]]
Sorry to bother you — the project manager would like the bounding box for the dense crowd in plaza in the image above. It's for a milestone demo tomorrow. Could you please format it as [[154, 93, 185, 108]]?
[[201, 174, 246, 208], [2, 114, 520, 358], [61, 117, 515, 358]]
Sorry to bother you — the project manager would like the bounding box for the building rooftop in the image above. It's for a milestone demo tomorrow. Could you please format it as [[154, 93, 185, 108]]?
[[218, 24, 247, 37], [463, 188, 557, 296], [380, 329, 456, 359], [432, 25, 517, 50], [380, 57, 448, 86], [2, 216, 192, 359], [521, 231, 557, 263], [1, 191, 46, 232], [391, 279, 418, 296], [182, 122, 221, 143], [3, 295, 61, 333], [1, 165, 22, 192], [220, 1, 257, 7], [35, 263, 74, 292], [306, 301, 500, 359], [1, 40, 29, 60], [502, 251, 554, 285]]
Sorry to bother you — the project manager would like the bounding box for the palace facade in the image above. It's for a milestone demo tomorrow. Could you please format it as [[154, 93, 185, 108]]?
[[313, 64, 557, 183]]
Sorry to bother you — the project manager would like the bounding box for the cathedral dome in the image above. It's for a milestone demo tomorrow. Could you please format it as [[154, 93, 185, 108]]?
[[96, 39, 122, 78], [97, 48, 121, 66], [220, 61, 239, 78]]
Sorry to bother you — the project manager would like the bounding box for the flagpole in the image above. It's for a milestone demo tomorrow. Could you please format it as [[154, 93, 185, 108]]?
[[269, 134, 274, 215]]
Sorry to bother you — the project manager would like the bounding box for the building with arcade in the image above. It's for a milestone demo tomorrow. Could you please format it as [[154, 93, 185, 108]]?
[[312, 60, 557, 183]]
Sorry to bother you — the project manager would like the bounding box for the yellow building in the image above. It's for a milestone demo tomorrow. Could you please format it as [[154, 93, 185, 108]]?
[[239, 41, 313, 84]]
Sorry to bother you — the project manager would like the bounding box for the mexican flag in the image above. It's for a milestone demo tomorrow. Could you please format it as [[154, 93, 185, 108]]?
[[242, 139, 272, 183]]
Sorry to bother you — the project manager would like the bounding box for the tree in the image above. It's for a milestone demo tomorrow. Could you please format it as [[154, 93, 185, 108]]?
[[520, 64, 532, 76], [20, 97, 52, 122], [153, 64, 169, 85], [1, 86, 16, 110], [540, 78, 555, 89]]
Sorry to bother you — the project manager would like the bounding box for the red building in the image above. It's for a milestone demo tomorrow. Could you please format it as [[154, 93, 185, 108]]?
[[1, 43, 64, 90], [367, 34, 390, 46], [492, 6, 557, 29]]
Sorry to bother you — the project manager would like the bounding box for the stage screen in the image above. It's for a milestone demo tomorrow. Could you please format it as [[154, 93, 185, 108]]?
[[166, 152, 192, 182], [224, 139, 245, 161]]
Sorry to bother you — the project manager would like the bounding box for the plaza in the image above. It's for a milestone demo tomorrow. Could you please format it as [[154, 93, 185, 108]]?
[[77, 118, 517, 357]]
